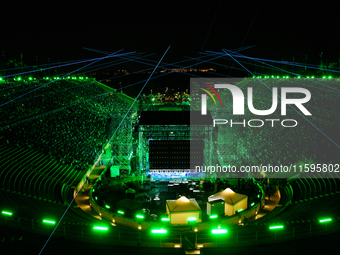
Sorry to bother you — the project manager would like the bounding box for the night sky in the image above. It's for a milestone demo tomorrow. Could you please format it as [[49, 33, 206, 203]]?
[[1, 1, 340, 66]]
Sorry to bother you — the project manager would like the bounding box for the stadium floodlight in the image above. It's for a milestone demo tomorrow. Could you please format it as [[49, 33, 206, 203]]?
[[322, 76, 326, 79], [328, 76, 332, 79], [210, 215, 218, 219], [43, 220, 56, 224], [211, 229, 227, 234], [311, 76, 315, 78], [319, 218, 332, 223], [237, 209, 243, 213], [269, 225, 283, 230], [93, 226, 108, 231], [2, 211, 13, 216], [117, 210, 124, 215], [105, 205, 110, 209], [161, 217, 170, 221], [251, 202, 255, 206], [188, 217, 196, 222], [136, 214, 144, 219], [151, 229, 167, 234]]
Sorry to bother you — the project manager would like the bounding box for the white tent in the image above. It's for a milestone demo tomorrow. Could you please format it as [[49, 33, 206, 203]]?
[[208, 188, 248, 216], [166, 196, 202, 224]]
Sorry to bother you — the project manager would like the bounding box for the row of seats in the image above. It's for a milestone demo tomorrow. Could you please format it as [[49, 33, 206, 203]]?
[[290, 174, 340, 203], [0, 144, 81, 204]]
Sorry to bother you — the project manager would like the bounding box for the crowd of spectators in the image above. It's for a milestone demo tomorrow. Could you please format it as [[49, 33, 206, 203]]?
[[0, 78, 134, 171]]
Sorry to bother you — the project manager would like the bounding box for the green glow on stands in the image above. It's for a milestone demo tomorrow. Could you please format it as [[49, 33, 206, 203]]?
[[269, 225, 283, 229], [210, 215, 218, 219], [237, 209, 243, 213], [161, 218, 170, 221], [117, 210, 124, 215], [251, 202, 255, 206], [2, 211, 12, 216], [151, 229, 167, 234], [94, 226, 108, 231], [105, 205, 110, 209], [136, 214, 144, 219], [319, 218, 332, 223], [188, 217, 197, 222], [211, 229, 227, 234], [43, 220, 56, 224]]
